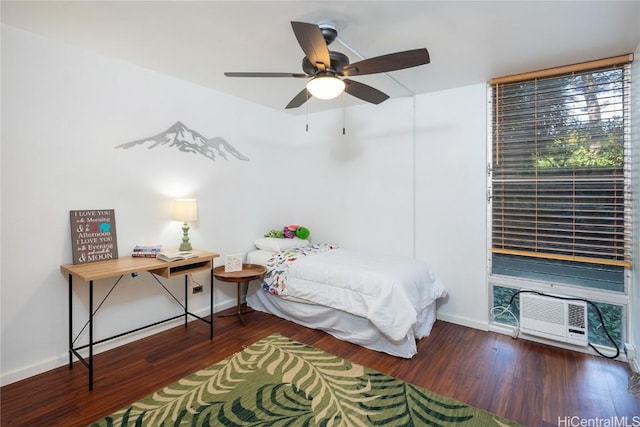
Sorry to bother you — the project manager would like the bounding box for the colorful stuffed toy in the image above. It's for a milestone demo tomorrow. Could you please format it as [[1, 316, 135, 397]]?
[[294, 226, 310, 239], [264, 224, 311, 239], [264, 229, 284, 238], [283, 227, 295, 239]]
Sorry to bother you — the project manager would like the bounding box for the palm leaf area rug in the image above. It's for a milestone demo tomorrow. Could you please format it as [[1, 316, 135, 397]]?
[[90, 333, 522, 427]]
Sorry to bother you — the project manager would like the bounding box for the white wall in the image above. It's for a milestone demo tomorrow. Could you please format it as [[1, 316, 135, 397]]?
[[290, 97, 417, 257], [415, 85, 489, 329], [289, 86, 490, 332], [0, 25, 298, 384]]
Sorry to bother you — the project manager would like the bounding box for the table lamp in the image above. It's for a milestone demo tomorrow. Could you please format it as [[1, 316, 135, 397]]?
[[172, 199, 198, 251]]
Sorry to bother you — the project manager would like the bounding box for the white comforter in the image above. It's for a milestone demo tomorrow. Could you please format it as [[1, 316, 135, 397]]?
[[279, 249, 447, 342]]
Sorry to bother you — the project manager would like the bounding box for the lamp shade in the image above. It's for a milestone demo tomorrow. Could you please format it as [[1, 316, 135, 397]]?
[[172, 199, 198, 222], [306, 75, 345, 100]]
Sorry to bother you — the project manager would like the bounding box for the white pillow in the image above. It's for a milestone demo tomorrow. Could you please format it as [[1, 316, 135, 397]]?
[[254, 237, 310, 251]]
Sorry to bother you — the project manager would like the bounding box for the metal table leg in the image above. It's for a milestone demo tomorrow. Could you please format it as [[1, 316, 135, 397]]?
[[210, 268, 214, 339], [218, 282, 253, 326], [89, 280, 94, 391], [68, 274, 73, 368]]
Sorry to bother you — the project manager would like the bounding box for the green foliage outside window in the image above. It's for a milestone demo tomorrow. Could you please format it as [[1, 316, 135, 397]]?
[[535, 129, 624, 168]]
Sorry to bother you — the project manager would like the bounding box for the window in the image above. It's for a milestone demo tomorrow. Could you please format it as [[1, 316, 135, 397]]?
[[489, 55, 633, 349]]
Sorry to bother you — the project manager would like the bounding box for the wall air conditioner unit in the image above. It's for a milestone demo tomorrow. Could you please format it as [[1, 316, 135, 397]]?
[[519, 293, 588, 347]]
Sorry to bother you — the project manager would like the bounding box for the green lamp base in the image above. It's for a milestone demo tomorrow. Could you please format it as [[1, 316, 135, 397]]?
[[179, 221, 193, 251]]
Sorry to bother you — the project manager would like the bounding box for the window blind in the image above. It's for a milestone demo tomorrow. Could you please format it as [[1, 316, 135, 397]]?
[[490, 56, 632, 267]]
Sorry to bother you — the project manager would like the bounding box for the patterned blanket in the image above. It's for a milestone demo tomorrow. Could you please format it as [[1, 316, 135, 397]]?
[[261, 243, 337, 296]]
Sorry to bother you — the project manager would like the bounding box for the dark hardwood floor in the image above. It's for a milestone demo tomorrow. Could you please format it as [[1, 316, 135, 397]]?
[[1, 306, 638, 426]]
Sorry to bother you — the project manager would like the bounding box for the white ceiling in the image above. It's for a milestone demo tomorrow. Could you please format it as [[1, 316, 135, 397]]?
[[2, 1, 639, 114]]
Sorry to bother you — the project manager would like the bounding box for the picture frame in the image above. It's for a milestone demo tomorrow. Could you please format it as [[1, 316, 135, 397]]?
[[69, 209, 118, 264], [224, 254, 242, 272]]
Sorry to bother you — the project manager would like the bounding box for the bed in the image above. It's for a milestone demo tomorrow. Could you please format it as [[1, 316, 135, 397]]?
[[245, 239, 448, 358]]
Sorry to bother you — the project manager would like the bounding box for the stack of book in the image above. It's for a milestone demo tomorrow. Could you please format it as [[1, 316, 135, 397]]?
[[132, 245, 162, 258]]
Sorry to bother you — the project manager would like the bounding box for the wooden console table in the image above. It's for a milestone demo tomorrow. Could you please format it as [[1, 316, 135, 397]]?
[[60, 249, 219, 390]]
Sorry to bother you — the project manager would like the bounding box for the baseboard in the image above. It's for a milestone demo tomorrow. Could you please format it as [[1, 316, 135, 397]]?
[[436, 313, 489, 332], [0, 301, 236, 387], [625, 343, 639, 372]]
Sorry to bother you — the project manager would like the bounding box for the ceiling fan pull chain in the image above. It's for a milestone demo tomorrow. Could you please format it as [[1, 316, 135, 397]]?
[[306, 98, 309, 132], [342, 93, 346, 135]]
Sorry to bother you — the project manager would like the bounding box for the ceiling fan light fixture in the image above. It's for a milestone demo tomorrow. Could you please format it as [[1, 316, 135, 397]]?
[[224, 21, 429, 109], [306, 75, 345, 100]]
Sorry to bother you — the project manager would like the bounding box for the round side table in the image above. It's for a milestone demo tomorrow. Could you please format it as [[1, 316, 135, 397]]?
[[213, 263, 266, 326]]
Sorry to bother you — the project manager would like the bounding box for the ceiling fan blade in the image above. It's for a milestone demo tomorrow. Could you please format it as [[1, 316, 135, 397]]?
[[343, 79, 389, 104], [341, 48, 430, 76], [224, 72, 308, 78], [285, 88, 311, 109], [291, 21, 331, 70]]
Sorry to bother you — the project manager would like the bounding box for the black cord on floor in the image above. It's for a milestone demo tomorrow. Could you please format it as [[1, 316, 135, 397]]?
[[504, 289, 621, 359]]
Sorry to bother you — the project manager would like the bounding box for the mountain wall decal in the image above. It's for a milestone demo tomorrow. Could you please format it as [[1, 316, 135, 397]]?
[[115, 121, 249, 162]]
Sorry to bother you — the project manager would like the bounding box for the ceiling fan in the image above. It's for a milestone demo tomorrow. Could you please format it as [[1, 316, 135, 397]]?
[[224, 21, 430, 109]]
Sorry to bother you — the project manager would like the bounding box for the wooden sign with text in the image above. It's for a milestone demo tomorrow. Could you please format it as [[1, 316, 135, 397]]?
[[69, 209, 119, 264]]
